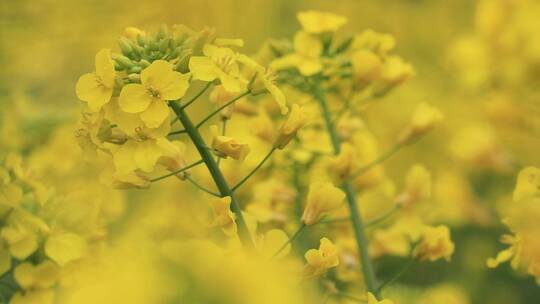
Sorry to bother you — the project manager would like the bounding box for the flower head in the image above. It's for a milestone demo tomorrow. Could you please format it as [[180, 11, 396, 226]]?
[[274, 104, 308, 149], [119, 60, 190, 128], [76, 49, 115, 112], [210, 196, 237, 237]]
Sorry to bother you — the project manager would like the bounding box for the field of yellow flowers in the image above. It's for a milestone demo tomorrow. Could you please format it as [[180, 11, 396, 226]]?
[[1, 0, 539, 303]]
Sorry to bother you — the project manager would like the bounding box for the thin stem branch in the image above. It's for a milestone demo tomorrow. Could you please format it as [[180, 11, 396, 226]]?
[[170, 82, 213, 126], [352, 142, 404, 178], [315, 86, 379, 297], [217, 118, 228, 167], [170, 102, 254, 247], [185, 175, 221, 197], [168, 129, 187, 136], [272, 223, 306, 258], [150, 159, 204, 183], [376, 257, 414, 293], [196, 90, 251, 129], [365, 204, 402, 228], [231, 147, 276, 192]]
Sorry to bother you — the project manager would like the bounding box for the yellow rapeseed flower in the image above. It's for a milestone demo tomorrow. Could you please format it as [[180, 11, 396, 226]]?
[[76, 49, 115, 112], [303, 237, 339, 278], [119, 60, 190, 128], [297, 11, 347, 34], [274, 104, 308, 149], [210, 196, 237, 237], [301, 182, 345, 225], [414, 225, 455, 262]]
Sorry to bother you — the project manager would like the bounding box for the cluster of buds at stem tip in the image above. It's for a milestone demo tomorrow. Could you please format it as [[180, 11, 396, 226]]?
[[113, 24, 215, 85]]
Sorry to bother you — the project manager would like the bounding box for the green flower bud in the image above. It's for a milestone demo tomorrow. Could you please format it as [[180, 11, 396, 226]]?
[[157, 24, 169, 40], [127, 73, 141, 82], [119, 37, 133, 56], [114, 55, 134, 69], [175, 49, 193, 73], [138, 59, 151, 68], [159, 38, 171, 52], [128, 66, 142, 73], [137, 34, 146, 46]]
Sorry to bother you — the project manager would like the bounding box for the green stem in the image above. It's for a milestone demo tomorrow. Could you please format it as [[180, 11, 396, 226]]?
[[365, 204, 402, 228], [376, 257, 414, 294], [168, 129, 187, 136], [185, 175, 221, 197], [315, 86, 379, 297], [272, 223, 306, 258], [352, 142, 404, 178], [217, 118, 228, 167], [150, 159, 204, 183], [231, 147, 276, 192], [170, 102, 254, 247], [196, 90, 250, 129]]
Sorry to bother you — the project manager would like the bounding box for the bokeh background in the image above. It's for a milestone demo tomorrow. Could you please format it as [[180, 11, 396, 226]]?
[[1, 0, 539, 303]]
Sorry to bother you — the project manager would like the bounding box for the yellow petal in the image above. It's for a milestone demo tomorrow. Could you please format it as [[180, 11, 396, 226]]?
[[259, 229, 290, 258], [189, 56, 218, 81], [119, 84, 152, 113], [298, 58, 323, 76], [113, 141, 138, 174], [139, 101, 170, 129], [134, 140, 163, 172], [294, 31, 322, 58], [94, 48, 115, 87], [76, 73, 113, 112], [217, 70, 243, 93], [14, 263, 35, 289], [304, 249, 322, 265], [45, 232, 87, 266], [159, 72, 190, 100]]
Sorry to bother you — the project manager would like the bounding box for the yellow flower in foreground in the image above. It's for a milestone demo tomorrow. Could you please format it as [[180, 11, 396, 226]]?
[[297, 11, 347, 34], [45, 232, 87, 266], [395, 164, 432, 207], [414, 225, 455, 262], [76, 49, 115, 112], [210, 196, 237, 237], [14, 261, 59, 290], [367, 292, 394, 304], [119, 60, 190, 128], [274, 104, 308, 149], [10, 290, 55, 304], [303, 237, 339, 278], [513, 166, 540, 202], [189, 44, 246, 93], [302, 182, 345, 225]]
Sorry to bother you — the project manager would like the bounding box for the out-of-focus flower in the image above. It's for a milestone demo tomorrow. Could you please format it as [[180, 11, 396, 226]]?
[[399, 103, 443, 144], [414, 225, 455, 262], [271, 31, 323, 76], [297, 11, 347, 34], [301, 182, 345, 225], [209, 196, 237, 236], [274, 104, 308, 149]]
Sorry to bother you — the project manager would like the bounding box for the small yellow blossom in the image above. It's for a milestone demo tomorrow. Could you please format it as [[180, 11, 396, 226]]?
[[45, 232, 87, 266], [351, 50, 382, 87], [76, 49, 115, 112], [119, 60, 190, 128], [375, 55, 415, 95], [367, 292, 394, 304], [302, 182, 345, 225], [210, 196, 237, 237], [297, 11, 347, 34], [124, 26, 146, 40], [513, 166, 540, 202], [303, 237, 339, 278], [395, 164, 432, 207], [353, 30, 396, 54], [399, 103, 443, 144], [14, 260, 59, 290], [189, 44, 246, 92], [414, 225, 455, 262], [329, 142, 356, 181], [210, 126, 251, 161], [274, 104, 308, 149], [271, 31, 323, 76]]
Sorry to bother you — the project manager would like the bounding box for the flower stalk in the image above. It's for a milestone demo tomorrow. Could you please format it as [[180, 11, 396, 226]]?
[[170, 102, 254, 247], [314, 86, 379, 297]]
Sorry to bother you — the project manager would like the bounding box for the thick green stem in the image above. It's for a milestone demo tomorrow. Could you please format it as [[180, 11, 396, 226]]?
[[315, 87, 379, 297], [170, 102, 254, 247]]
